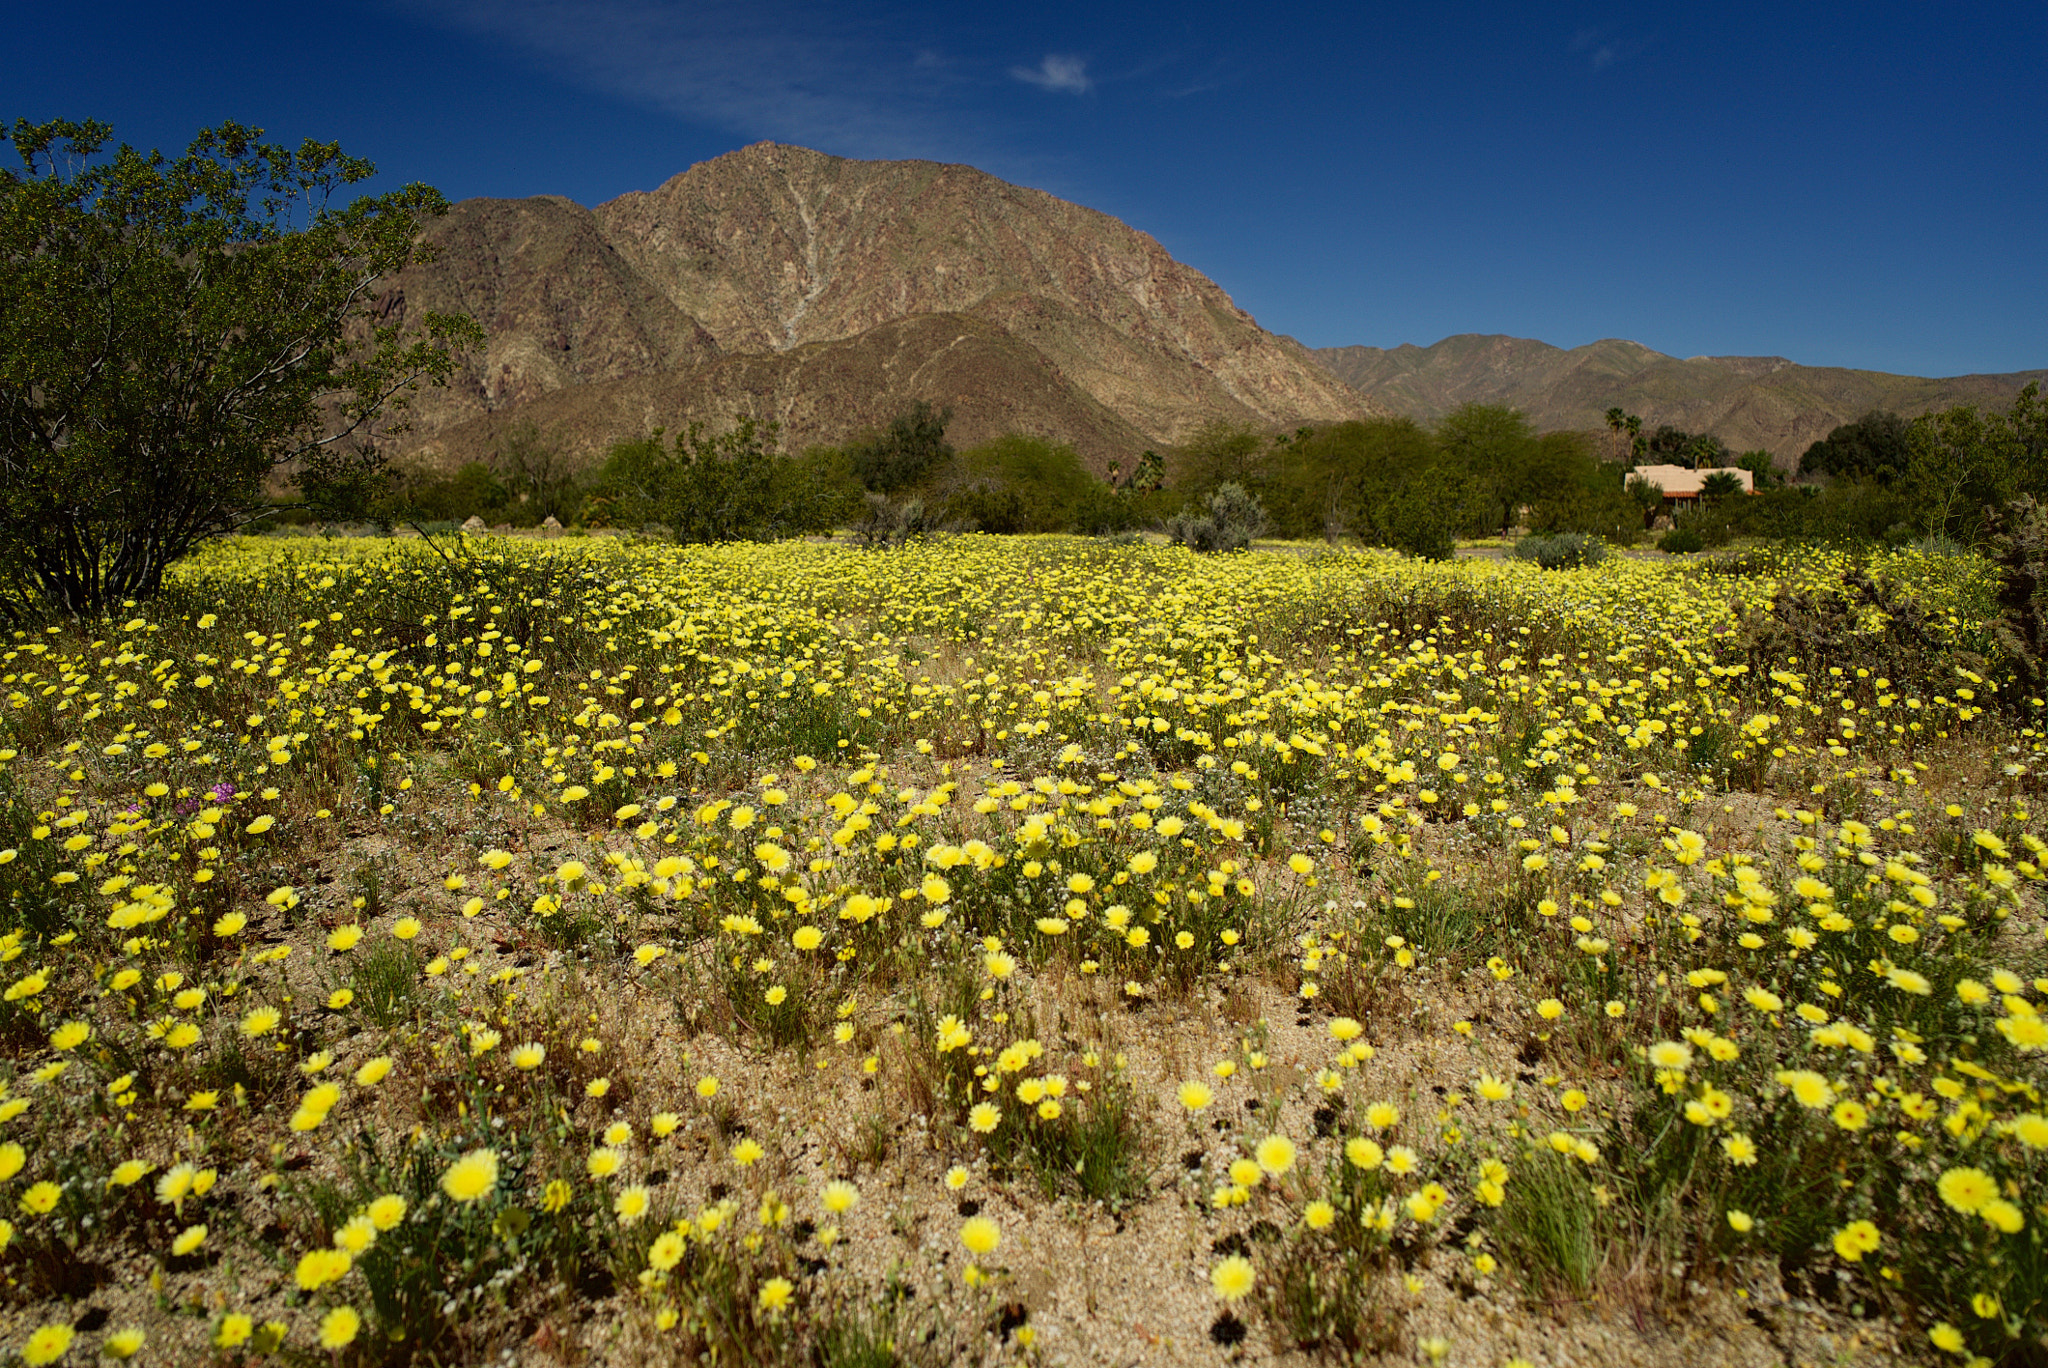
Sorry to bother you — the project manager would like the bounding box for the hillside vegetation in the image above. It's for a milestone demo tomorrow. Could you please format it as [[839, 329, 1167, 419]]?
[[352, 378, 2045, 561]]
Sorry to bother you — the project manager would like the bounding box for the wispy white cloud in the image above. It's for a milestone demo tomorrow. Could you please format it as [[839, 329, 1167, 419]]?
[[1011, 54, 1092, 94], [1569, 26, 1622, 70], [399, 0, 986, 161]]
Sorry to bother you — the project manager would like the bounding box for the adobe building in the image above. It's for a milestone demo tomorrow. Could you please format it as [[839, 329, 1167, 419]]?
[[1627, 464, 1755, 505]]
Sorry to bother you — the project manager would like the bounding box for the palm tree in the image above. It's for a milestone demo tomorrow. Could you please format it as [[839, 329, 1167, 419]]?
[[1626, 473, 1665, 529], [1699, 471, 1743, 503]]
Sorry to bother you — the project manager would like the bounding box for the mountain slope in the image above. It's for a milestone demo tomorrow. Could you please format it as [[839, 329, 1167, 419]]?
[[1316, 335, 2045, 461], [383, 144, 1377, 470], [595, 143, 1367, 433], [379, 196, 721, 436], [401, 313, 1155, 471]]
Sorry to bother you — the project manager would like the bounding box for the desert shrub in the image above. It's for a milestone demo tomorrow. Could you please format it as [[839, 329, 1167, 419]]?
[[1511, 533, 1608, 570], [1737, 568, 1948, 691], [1709, 480, 1914, 545], [945, 482, 1027, 535], [1986, 496, 2048, 704], [1912, 533, 1973, 559], [1166, 482, 1267, 552], [852, 495, 951, 550], [389, 461, 513, 525], [1528, 475, 1644, 545], [1659, 526, 1704, 554], [1072, 481, 1145, 535]]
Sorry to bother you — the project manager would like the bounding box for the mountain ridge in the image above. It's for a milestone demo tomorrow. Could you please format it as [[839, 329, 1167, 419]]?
[[381, 143, 1377, 471], [1315, 334, 2045, 461]]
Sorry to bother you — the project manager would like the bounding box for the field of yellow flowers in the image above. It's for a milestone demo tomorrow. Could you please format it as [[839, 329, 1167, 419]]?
[[0, 532, 2042, 1367]]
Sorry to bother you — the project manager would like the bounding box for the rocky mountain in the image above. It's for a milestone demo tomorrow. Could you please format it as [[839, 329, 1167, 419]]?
[[379, 195, 721, 434], [415, 313, 1156, 473], [1315, 334, 2045, 463], [382, 144, 1375, 471]]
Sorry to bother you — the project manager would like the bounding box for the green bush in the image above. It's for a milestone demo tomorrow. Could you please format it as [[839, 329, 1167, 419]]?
[[386, 461, 511, 524], [1381, 482, 1459, 560], [1529, 476, 1644, 544], [943, 435, 1106, 533], [589, 417, 841, 544], [1072, 481, 1146, 535], [842, 400, 954, 494], [1659, 526, 1705, 554], [1511, 533, 1608, 570], [1691, 481, 1913, 546], [1254, 418, 1440, 539]]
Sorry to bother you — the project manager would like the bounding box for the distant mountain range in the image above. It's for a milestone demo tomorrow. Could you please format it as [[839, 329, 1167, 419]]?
[[1314, 335, 2045, 463], [379, 143, 1376, 471]]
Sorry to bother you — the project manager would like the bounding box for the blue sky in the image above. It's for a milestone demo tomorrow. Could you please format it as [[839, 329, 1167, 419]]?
[[7, 1, 2044, 376]]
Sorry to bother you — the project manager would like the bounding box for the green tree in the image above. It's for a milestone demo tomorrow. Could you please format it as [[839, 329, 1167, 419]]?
[[0, 118, 479, 619], [1436, 403, 1544, 534], [1266, 417, 1440, 540], [1074, 447, 1165, 533], [1698, 471, 1744, 504], [2013, 382, 2048, 490], [1687, 433, 1732, 469], [344, 458, 517, 531], [490, 421, 583, 526], [598, 417, 837, 544], [1798, 411, 1911, 483], [1119, 448, 1166, 493], [1380, 477, 1467, 560], [1644, 424, 1699, 465], [1625, 474, 1666, 529], [1522, 431, 1637, 541], [1735, 450, 1781, 490], [1169, 419, 1266, 496], [843, 400, 955, 494], [790, 444, 865, 529], [1896, 385, 2048, 540], [1901, 404, 2014, 539], [944, 434, 1106, 533]]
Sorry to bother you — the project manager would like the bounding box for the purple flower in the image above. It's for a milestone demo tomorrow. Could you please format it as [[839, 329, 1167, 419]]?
[[208, 782, 238, 802]]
